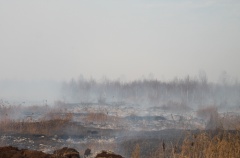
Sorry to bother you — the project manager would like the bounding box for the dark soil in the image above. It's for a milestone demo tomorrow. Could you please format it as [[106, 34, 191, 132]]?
[[0, 146, 52, 158], [0, 146, 125, 158], [95, 150, 124, 158]]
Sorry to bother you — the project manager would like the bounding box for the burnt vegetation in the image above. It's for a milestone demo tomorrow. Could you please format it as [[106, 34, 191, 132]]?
[[1, 75, 240, 158]]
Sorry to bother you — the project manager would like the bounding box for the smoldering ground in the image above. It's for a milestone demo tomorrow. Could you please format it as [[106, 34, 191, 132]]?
[[0, 76, 240, 157]]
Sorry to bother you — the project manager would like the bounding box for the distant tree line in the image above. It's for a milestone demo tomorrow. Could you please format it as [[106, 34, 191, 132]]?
[[61, 75, 240, 109]]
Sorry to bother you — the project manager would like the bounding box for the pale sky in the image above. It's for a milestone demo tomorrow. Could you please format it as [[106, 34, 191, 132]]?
[[1, 0, 240, 82]]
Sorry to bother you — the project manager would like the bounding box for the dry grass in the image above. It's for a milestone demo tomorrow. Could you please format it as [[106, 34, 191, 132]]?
[[196, 105, 218, 119], [178, 130, 240, 158], [131, 144, 140, 158], [85, 112, 108, 123], [130, 105, 240, 158], [83, 112, 121, 126], [0, 105, 73, 136], [196, 105, 220, 129], [0, 116, 72, 136], [128, 130, 240, 158]]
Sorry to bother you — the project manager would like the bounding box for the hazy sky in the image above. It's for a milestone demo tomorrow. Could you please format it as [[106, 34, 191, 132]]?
[[1, 0, 240, 82]]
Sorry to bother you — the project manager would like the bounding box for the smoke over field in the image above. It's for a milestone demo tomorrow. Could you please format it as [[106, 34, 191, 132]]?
[[1, 76, 240, 157], [1, 0, 240, 156]]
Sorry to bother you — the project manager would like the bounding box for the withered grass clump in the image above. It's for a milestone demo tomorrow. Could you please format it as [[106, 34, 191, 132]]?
[[128, 130, 240, 158], [85, 112, 108, 123], [0, 104, 74, 136], [0, 112, 73, 136], [178, 130, 240, 158], [131, 144, 140, 158]]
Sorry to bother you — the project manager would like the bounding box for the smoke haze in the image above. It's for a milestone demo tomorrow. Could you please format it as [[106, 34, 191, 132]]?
[[1, 1, 240, 157], [0, 80, 60, 105], [61, 75, 240, 111]]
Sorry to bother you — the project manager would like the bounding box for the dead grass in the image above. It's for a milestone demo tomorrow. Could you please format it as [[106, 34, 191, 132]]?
[[85, 112, 108, 123], [0, 116, 72, 136], [131, 144, 140, 158], [177, 130, 240, 158], [0, 105, 73, 136], [83, 112, 121, 126], [196, 105, 218, 120], [128, 130, 240, 158]]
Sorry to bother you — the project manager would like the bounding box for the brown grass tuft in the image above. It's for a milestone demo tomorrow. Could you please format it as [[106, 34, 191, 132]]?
[[177, 130, 240, 158]]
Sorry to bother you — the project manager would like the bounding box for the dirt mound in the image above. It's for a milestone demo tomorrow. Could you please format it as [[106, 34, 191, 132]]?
[[0, 146, 52, 158], [0, 146, 80, 158], [0, 146, 125, 158], [95, 150, 124, 158], [53, 147, 80, 158]]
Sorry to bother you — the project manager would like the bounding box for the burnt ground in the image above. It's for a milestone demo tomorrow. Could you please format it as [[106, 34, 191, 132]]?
[[0, 121, 121, 155], [0, 124, 191, 158], [1, 123, 236, 158], [0, 111, 236, 157]]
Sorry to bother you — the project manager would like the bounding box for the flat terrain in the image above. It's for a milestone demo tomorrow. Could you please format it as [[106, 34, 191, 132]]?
[[1, 102, 240, 157]]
